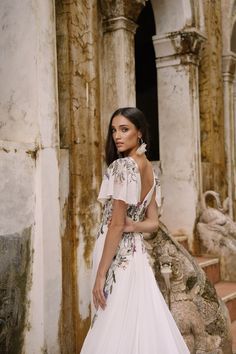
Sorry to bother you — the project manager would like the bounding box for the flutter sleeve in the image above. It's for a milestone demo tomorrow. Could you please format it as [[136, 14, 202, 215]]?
[[98, 158, 140, 205]]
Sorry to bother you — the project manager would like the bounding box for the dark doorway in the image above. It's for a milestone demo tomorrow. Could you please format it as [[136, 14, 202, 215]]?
[[135, 0, 159, 161]]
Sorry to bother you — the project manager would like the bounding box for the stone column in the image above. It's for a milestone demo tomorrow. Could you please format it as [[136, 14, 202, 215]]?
[[234, 78, 236, 212], [222, 54, 236, 217], [100, 0, 146, 140], [0, 0, 61, 352], [153, 29, 205, 245], [56, 1, 103, 352]]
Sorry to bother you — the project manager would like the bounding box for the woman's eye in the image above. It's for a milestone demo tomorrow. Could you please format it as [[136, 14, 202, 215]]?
[[111, 128, 116, 133], [122, 128, 128, 132]]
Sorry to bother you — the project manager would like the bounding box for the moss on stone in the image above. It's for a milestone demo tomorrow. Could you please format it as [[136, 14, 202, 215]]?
[[0, 227, 31, 354]]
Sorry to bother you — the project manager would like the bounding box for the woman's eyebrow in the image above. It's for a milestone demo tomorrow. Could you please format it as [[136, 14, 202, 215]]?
[[111, 124, 129, 128]]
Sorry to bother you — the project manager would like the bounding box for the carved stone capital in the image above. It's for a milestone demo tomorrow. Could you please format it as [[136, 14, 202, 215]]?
[[222, 53, 236, 81], [103, 16, 137, 34], [100, 0, 147, 22], [153, 29, 206, 68]]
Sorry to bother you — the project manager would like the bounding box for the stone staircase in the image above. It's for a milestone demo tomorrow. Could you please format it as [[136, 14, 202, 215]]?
[[176, 236, 236, 353]]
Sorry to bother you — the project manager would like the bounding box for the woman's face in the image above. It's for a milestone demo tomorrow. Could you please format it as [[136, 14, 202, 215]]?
[[111, 115, 141, 156]]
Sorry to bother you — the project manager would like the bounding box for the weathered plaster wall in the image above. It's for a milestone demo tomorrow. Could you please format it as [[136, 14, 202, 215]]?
[[199, 0, 227, 200], [0, 0, 61, 352], [151, 0, 193, 34], [152, 6, 204, 245], [0, 145, 34, 353], [56, 0, 102, 351], [156, 58, 201, 240], [0, 146, 35, 235]]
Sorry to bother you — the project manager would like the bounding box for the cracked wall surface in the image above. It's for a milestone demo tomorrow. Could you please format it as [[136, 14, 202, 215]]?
[[199, 0, 227, 200], [0, 0, 61, 352], [56, 0, 102, 352]]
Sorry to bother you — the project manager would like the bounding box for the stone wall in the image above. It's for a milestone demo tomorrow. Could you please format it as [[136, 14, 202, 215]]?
[[0, 0, 61, 352]]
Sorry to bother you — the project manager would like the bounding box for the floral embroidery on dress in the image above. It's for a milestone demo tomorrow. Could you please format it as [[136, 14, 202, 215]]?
[[91, 232, 139, 329], [108, 158, 138, 185], [91, 313, 98, 329], [103, 233, 138, 298], [91, 158, 161, 329], [97, 200, 113, 236]]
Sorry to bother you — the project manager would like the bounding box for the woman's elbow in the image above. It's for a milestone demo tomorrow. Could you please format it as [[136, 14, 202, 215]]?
[[152, 220, 159, 232]]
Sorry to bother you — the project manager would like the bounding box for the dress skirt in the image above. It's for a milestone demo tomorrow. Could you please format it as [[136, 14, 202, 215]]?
[[80, 229, 190, 354]]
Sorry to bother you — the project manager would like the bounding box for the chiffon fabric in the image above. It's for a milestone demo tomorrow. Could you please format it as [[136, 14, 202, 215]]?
[[80, 157, 190, 354]]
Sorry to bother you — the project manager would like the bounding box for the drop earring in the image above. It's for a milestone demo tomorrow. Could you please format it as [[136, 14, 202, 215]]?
[[136, 138, 147, 156]]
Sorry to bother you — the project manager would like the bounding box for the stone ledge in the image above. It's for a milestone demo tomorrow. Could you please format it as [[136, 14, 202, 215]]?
[[196, 256, 219, 268], [215, 281, 236, 302]]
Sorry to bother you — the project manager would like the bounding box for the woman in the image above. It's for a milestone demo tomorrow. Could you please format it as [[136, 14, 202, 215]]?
[[81, 107, 190, 353]]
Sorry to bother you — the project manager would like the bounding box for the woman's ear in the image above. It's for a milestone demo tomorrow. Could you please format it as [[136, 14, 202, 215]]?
[[138, 132, 142, 139]]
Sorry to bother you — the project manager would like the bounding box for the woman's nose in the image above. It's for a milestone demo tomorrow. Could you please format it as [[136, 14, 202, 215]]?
[[115, 131, 121, 140]]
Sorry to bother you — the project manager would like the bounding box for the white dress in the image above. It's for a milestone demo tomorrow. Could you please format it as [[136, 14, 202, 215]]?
[[81, 157, 190, 354]]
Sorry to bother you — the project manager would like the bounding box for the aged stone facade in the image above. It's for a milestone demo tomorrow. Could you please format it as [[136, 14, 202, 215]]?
[[1, 0, 236, 353]]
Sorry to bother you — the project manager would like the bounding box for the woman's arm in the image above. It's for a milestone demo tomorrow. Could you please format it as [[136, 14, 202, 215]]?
[[123, 194, 159, 234], [93, 199, 127, 311]]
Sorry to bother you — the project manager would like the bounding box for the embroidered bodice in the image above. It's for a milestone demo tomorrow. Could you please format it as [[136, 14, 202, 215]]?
[[97, 157, 161, 235]]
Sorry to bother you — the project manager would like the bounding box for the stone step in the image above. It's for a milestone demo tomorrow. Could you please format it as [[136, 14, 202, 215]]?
[[195, 256, 220, 285], [174, 235, 189, 251], [215, 281, 236, 322], [232, 321, 236, 354]]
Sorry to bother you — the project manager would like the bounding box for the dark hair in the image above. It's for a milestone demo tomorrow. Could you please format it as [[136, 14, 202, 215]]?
[[105, 107, 150, 166]]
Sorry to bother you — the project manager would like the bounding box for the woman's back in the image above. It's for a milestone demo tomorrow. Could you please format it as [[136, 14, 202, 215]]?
[[132, 157, 154, 203]]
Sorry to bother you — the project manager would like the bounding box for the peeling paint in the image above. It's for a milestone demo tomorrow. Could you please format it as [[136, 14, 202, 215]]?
[[0, 147, 10, 153], [56, 0, 102, 352], [25, 146, 39, 160], [199, 0, 227, 200]]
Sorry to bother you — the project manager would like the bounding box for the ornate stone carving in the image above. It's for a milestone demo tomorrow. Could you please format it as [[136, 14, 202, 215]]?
[[145, 222, 232, 354], [99, 0, 147, 22], [153, 29, 206, 67], [197, 190, 236, 281]]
